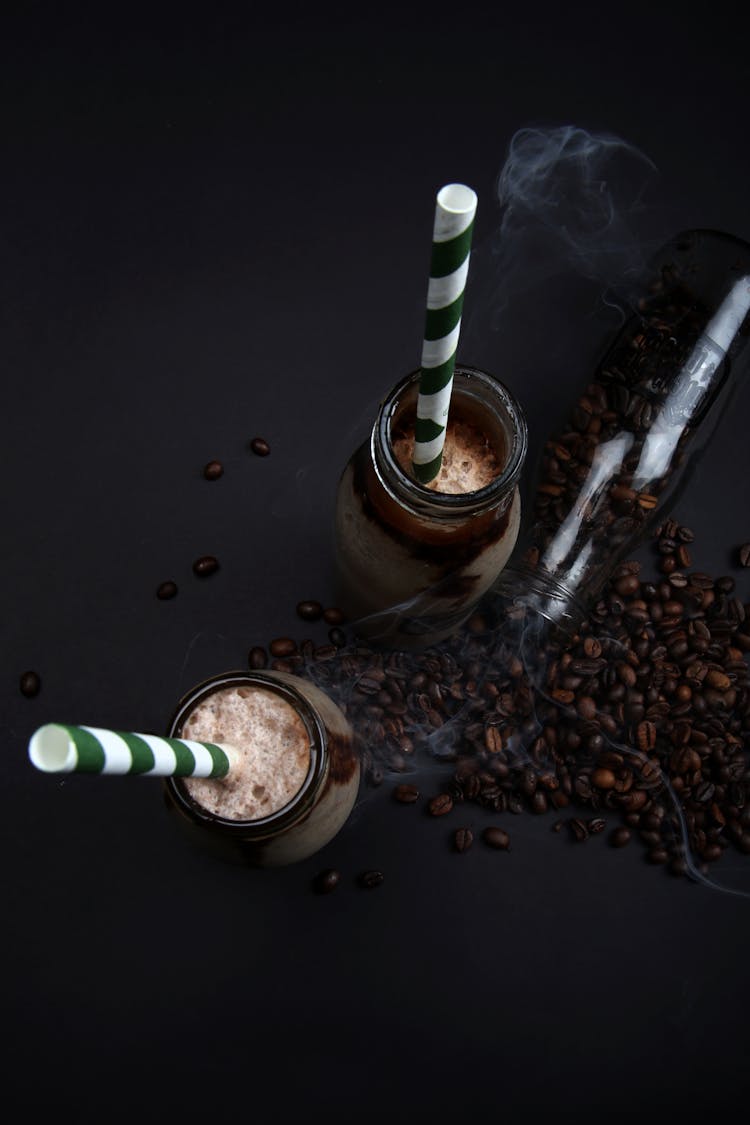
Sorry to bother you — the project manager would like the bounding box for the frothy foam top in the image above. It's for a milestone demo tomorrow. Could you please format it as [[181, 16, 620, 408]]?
[[181, 685, 311, 821], [393, 418, 502, 493]]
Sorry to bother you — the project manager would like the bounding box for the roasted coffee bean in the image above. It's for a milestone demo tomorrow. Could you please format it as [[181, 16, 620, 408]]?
[[583, 636, 602, 658], [393, 784, 420, 804], [248, 646, 268, 669], [738, 543, 750, 567], [323, 607, 346, 626], [203, 460, 224, 480], [482, 826, 511, 850], [427, 793, 453, 817], [20, 670, 41, 698], [592, 768, 616, 790], [156, 580, 178, 600], [250, 437, 270, 456], [568, 818, 589, 842], [587, 817, 607, 835], [296, 600, 323, 621], [485, 725, 503, 753], [454, 828, 474, 853], [328, 627, 347, 648], [610, 826, 631, 848], [312, 869, 340, 894], [519, 768, 537, 796], [636, 721, 657, 751], [269, 637, 297, 657], [193, 555, 219, 577], [615, 573, 640, 597], [358, 870, 384, 889]]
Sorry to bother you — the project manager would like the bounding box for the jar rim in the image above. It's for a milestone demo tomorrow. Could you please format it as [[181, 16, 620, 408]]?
[[164, 669, 327, 836], [372, 364, 528, 518]]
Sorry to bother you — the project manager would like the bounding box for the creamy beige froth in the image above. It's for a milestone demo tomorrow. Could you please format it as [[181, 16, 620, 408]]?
[[392, 418, 502, 493], [181, 685, 311, 821]]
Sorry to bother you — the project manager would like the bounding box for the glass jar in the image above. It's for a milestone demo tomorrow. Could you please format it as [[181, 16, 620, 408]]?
[[163, 669, 360, 866], [333, 363, 528, 648], [493, 228, 750, 643]]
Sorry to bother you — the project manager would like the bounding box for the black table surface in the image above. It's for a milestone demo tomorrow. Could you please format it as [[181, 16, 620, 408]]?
[[4, 7, 749, 1122]]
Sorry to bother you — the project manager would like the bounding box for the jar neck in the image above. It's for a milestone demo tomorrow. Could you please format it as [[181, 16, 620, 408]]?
[[371, 364, 527, 522], [492, 562, 588, 646]]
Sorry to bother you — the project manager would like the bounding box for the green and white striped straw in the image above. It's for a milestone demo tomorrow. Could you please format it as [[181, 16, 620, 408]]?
[[28, 723, 235, 777], [412, 182, 478, 484]]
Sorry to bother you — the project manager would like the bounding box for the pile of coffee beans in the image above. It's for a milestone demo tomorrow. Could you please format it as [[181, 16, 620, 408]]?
[[253, 518, 750, 883]]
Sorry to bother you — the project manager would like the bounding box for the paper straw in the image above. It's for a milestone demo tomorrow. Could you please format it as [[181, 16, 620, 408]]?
[[412, 183, 478, 484], [28, 723, 235, 777]]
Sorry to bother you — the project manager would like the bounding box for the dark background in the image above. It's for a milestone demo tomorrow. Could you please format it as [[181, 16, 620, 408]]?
[[3, 5, 749, 1121]]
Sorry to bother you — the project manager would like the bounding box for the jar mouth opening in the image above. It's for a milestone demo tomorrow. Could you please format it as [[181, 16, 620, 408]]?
[[493, 563, 588, 642], [165, 670, 326, 834], [373, 365, 528, 515]]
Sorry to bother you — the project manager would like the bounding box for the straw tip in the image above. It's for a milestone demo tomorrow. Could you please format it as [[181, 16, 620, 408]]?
[[28, 723, 71, 772], [437, 183, 477, 215]]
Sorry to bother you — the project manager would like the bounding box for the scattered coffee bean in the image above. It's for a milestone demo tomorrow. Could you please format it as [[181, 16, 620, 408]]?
[[156, 580, 178, 600], [738, 543, 750, 567], [454, 827, 474, 853], [328, 627, 347, 648], [427, 793, 453, 817], [323, 607, 346, 626], [248, 646, 268, 669], [610, 827, 632, 848], [193, 555, 219, 577], [269, 637, 297, 658], [19, 670, 40, 698], [568, 818, 589, 842], [393, 784, 420, 804], [482, 826, 511, 850], [312, 869, 340, 894], [358, 869, 384, 889], [203, 460, 224, 480], [250, 437, 270, 457], [296, 600, 323, 621]]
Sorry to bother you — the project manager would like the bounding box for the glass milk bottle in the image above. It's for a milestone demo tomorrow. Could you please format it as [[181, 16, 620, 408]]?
[[163, 669, 360, 866], [334, 363, 527, 649], [492, 228, 750, 642]]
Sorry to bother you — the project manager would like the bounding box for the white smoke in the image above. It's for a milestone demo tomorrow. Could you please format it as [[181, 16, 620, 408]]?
[[466, 123, 661, 336]]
